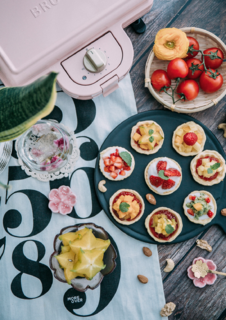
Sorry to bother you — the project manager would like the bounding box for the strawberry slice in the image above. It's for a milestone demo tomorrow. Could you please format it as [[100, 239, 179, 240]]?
[[114, 163, 123, 169], [119, 170, 126, 176], [110, 155, 117, 162], [162, 179, 175, 189], [149, 176, 163, 187], [104, 158, 111, 166], [115, 149, 119, 156], [110, 172, 118, 179], [115, 156, 123, 163], [109, 165, 115, 172], [164, 168, 181, 177], [187, 209, 194, 216], [157, 161, 167, 172], [104, 167, 110, 172], [124, 166, 131, 171]]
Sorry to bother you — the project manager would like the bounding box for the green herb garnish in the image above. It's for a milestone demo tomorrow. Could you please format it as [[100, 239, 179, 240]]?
[[119, 202, 130, 213], [207, 162, 220, 174], [149, 136, 154, 143], [119, 151, 132, 167], [165, 224, 175, 234], [80, 248, 85, 254], [158, 170, 169, 180], [149, 129, 154, 136]]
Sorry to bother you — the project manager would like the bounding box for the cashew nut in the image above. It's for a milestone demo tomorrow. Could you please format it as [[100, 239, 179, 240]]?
[[160, 302, 176, 317], [164, 258, 175, 272], [98, 180, 107, 193], [218, 123, 226, 138]]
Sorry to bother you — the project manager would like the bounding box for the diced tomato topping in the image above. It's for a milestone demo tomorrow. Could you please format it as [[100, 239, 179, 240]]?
[[187, 209, 194, 216], [110, 172, 118, 179], [205, 197, 211, 203], [119, 170, 126, 176], [189, 195, 196, 201]]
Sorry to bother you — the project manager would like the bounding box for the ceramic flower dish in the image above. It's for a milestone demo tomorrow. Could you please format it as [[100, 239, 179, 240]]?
[[49, 223, 117, 292]]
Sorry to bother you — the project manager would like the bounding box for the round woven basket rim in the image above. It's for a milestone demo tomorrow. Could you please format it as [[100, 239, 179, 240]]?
[[145, 27, 226, 113]]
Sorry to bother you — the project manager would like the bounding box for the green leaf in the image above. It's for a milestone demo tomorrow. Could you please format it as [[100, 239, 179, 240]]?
[[119, 151, 132, 167], [165, 224, 175, 234], [211, 162, 220, 170], [119, 202, 130, 212], [207, 168, 213, 174], [158, 170, 169, 180], [0, 72, 58, 142], [80, 248, 85, 254], [149, 136, 154, 143], [148, 129, 154, 136]]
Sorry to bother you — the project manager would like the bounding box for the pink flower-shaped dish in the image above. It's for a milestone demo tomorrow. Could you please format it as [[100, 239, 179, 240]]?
[[187, 257, 217, 288], [48, 186, 76, 215]]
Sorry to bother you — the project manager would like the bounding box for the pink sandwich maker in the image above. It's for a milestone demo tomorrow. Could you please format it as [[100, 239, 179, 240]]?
[[0, 0, 153, 100]]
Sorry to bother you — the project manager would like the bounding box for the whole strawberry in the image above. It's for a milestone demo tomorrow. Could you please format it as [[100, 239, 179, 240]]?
[[183, 132, 198, 146]]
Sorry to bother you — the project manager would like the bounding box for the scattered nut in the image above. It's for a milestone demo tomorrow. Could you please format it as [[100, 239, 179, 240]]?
[[146, 193, 156, 205], [196, 239, 212, 252], [160, 302, 176, 317], [221, 208, 226, 216], [137, 275, 148, 284], [164, 259, 175, 272], [98, 180, 107, 193], [143, 247, 152, 257], [218, 123, 226, 138]]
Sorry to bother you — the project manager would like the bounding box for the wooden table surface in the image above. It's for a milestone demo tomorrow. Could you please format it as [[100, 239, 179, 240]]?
[[125, 0, 226, 319]]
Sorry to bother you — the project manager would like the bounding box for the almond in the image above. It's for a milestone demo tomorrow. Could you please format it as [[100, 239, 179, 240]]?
[[137, 275, 148, 284], [146, 193, 156, 205], [143, 247, 152, 257], [221, 209, 226, 216]]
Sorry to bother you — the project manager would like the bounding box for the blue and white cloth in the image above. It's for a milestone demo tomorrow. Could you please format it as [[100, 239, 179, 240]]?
[[0, 75, 166, 320]]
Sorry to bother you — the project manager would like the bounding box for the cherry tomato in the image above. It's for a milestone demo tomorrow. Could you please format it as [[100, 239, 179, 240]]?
[[167, 58, 189, 79], [187, 36, 199, 58], [186, 58, 204, 79], [151, 70, 171, 91], [177, 80, 199, 101], [203, 47, 224, 69], [199, 69, 223, 93]]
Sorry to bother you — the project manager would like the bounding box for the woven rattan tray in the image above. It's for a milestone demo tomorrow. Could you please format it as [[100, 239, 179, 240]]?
[[145, 27, 226, 113]]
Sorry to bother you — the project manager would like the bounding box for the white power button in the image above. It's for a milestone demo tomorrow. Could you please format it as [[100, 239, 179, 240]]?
[[83, 48, 107, 73]]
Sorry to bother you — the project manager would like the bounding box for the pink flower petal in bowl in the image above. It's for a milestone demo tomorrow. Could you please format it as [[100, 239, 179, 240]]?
[[59, 202, 73, 215], [206, 260, 217, 271], [59, 186, 72, 198], [187, 266, 196, 280], [64, 194, 76, 206], [205, 273, 217, 285], [193, 277, 207, 288], [49, 200, 61, 213], [49, 189, 62, 201]]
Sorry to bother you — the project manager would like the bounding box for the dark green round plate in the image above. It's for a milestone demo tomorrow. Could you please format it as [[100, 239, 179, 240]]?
[[94, 110, 226, 244]]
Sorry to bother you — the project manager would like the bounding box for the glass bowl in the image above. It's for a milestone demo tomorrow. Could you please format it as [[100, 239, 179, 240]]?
[[17, 120, 73, 173], [49, 223, 117, 292]]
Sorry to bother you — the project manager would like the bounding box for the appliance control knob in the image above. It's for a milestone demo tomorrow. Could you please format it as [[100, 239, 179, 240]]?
[[83, 48, 107, 73]]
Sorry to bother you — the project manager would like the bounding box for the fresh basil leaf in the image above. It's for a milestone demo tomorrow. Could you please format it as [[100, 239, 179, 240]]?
[[149, 136, 154, 143], [119, 151, 132, 167], [165, 224, 174, 234], [149, 129, 154, 136], [119, 202, 130, 213], [211, 162, 220, 170], [158, 170, 169, 180], [207, 168, 213, 174]]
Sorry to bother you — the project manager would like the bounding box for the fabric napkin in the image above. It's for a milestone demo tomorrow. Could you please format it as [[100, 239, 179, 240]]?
[[0, 75, 167, 320]]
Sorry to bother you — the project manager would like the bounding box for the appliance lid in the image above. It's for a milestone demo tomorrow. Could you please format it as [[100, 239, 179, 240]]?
[[0, 0, 148, 74]]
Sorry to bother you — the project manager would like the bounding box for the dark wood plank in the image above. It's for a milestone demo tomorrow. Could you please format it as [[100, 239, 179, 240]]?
[[127, 0, 226, 319]]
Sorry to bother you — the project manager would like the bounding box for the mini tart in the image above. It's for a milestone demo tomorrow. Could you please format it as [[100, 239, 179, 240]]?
[[145, 207, 183, 243], [145, 157, 182, 195], [99, 146, 135, 181], [190, 150, 226, 186], [183, 190, 217, 225], [109, 189, 145, 225], [131, 121, 164, 155], [172, 121, 206, 156]]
